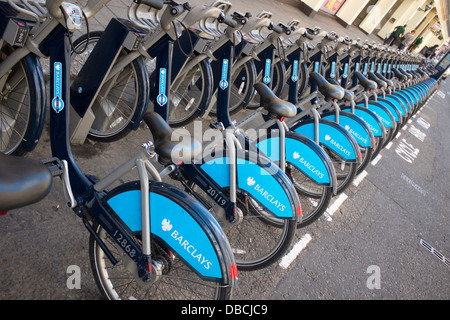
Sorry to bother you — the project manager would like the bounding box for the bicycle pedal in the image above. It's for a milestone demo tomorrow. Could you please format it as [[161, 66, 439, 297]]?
[[41, 157, 64, 177], [209, 121, 225, 131]]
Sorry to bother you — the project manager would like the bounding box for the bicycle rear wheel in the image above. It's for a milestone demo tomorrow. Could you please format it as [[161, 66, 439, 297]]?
[[90, 222, 232, 300], [286, 163, 333, 227], [189, 183, 296, 271]]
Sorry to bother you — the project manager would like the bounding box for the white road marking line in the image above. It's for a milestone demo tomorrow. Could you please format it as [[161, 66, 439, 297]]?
[[279, 233, 312, 269], [371, 154, 382, 166], [353, 170, 368, 187], [386, 141, 393, 149], [326, 193, 348, 216]]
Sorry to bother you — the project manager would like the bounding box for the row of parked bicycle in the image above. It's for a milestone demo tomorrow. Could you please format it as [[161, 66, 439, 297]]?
[[0, 0, 441, 300]]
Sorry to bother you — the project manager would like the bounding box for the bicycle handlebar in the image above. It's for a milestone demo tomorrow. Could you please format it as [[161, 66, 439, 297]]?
[[218, 12, 238, 28], [138, 0, 164, 10]]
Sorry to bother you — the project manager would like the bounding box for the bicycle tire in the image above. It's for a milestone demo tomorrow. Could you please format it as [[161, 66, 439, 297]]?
[[188, 182, 297, 271], [89, 222, 232, 300], [285, 163, 333, 227], [71, 31, 147, 142], [0, 48, 43, 156], [90, 181, 235, 300], [168, 57, 212, 127], [325, 148, 358, 194]]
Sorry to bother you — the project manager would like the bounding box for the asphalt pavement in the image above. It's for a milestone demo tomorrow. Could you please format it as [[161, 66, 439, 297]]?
[[1, 0, 449, 301]]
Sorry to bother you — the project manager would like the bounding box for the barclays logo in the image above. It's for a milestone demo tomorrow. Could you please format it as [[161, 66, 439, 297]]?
[[292, 152, 325, 179], [164, 219, 213, 270], [247, 176, 286, 212]]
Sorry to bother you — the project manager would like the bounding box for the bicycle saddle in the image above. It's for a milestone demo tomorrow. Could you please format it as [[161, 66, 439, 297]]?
[[368, 72, 387, 89], [354, 72, 377, 91], [375, 72, 393, 87], [143, 112, 203, 165], [392, 68, 408, 81], [0, 153, 52, 212], [253, 83, 297, 118], [328, 78, 354, 101], [309, 72, 345, 101]]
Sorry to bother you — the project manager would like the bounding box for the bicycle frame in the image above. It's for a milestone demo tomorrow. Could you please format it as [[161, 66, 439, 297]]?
[[0, 0, 111, 152], [40, 0, 237, 288]]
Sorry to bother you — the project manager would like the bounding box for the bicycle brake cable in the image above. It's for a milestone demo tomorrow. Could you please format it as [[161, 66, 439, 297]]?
[[172, 20, 193, 58], [59, 6, 90, 55]]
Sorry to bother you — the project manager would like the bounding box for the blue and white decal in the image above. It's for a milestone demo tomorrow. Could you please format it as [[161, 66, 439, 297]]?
[[342, 107, 382, 137], [330, 61, 336, 79], [107, 191, 222, 279], [322, 114, 372, 147], [291, 60, 299, 82], [294, 122, 357, 160], [219, 59, 229, 90], [236, 159, 292, 218], [200, 157, 294, 218], [256, 136, 331, 184], [357, 103, 393, 128], [314, 61, 319, 72], [342, 63, 348, 79], [157, 68, 168, 106], [263, 59, 271, 84], [52, 62, 64, 113]]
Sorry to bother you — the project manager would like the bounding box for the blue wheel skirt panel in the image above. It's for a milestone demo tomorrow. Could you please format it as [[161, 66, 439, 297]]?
[[376, 99, 401, 122], [292, 120, 359, 161], [107, 190, 223, 279], [356, 102, 394, 128], [341, 107, 384, 138], [256, 135, 334, 185], [379, 96, 405, 117], [322, 113, 373, 148], [200, 155, 297, 219]]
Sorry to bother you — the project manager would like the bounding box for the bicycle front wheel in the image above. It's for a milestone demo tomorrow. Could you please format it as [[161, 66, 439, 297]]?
[[189, 183, 296, 271], [0, 47, 42, 155], [89, 222, 232, 300], [168, 58, 212, 127], [71, 31, 147, 142]]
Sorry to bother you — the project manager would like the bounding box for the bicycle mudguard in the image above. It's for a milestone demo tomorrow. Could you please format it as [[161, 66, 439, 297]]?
[[23, 54, 47, 152], [341, 106, 385, 138], [356, 102, 395, 128], [321, 111, 375, 148], [391, 92, 412, 114], [104, 181, 237, 285], [254, 131, 337, 189], [291, 119, 361, 162], [199, 149, 301, 220], [381, 95, 407, 117], [128, 57, 150, 131], [374, 98, 402, 123], [231, 59, 257, 109], [401, 88, 420, 106]]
